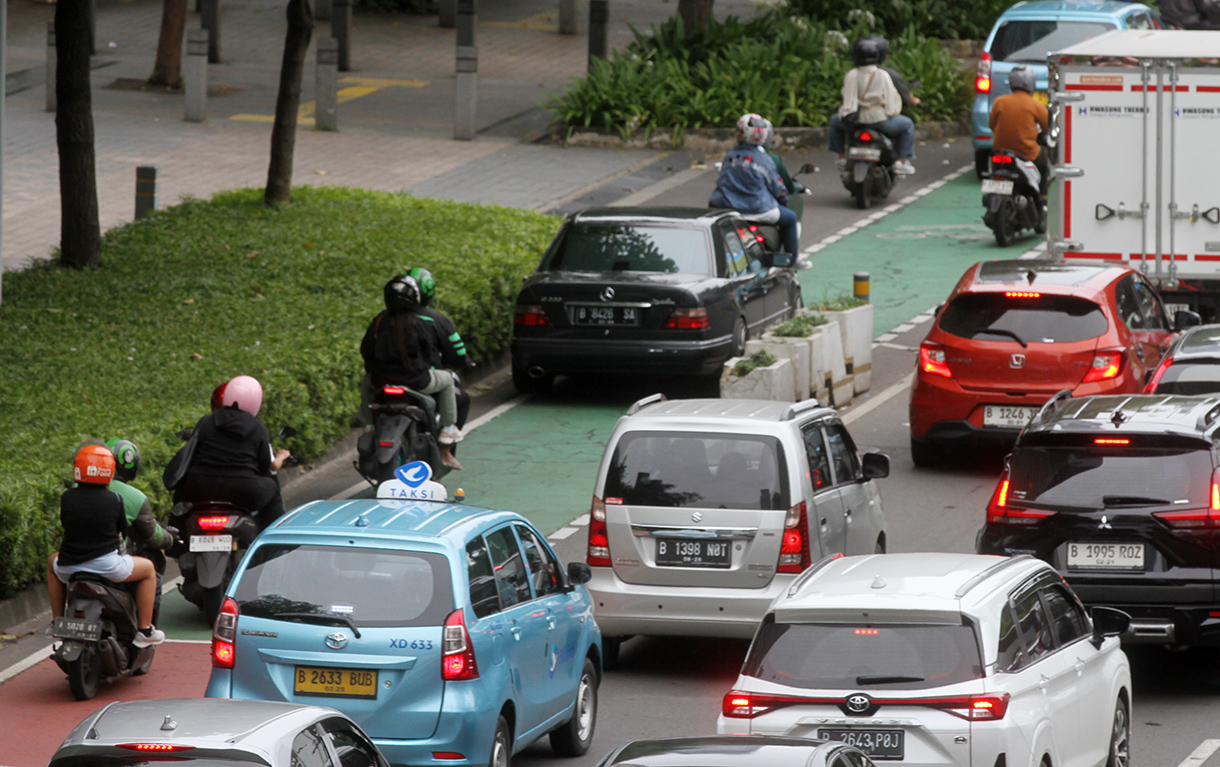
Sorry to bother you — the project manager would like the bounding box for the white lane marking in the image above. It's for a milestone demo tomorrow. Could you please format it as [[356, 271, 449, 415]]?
[[875, 333, 897, 343], [572, 514, 591, 526], [1176, 739, 1220, 767], [0, 645, 53, 684], [548, 527, 580, 541], [891, 323, 915, 334], [165, 639, 212, 645], [877, 342, 918, 351], [1018, 243, 1048, 260], [842, 372, 915, 425]]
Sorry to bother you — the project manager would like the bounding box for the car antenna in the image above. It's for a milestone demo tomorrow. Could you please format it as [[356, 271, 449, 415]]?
[[1110, 410, 1127, 426]]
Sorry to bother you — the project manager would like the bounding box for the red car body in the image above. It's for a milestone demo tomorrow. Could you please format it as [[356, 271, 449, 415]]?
[[909, 260, 1177, 464]]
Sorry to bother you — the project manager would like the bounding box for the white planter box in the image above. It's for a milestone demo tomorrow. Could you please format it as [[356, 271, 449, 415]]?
[[747, 336, 812, 402], [818, 319, 853, 407], [720, 357, 796, 402], [824, 304, 875, 395]]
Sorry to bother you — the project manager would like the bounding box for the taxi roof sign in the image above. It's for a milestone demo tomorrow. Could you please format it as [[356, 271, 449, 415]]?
[[377, 460, 447, 501]]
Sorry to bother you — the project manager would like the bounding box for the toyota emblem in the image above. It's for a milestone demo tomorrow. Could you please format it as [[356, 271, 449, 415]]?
[[845, 694, 872, 714], [600, 286, 616, 302], [325, 632, 349, 650], [1010, 353, 1026, 369]]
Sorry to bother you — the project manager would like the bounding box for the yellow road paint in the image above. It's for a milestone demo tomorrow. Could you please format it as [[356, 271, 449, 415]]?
[[483, 11, 558, 30], [230, 78, 429, 123], [339, 76, 428, 89]]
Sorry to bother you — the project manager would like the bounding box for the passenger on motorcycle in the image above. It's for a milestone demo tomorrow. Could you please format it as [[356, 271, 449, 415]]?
[[709, 113, 800, 257], [361, 275, 463, 470], [762, 122, 804, 198], [828, 37, 916, 176], [403, 267, 474, 437], [871, 35, 920, 110], [989, 65, 1050, 201], [47, 445, 166, 647], [174, 375, 292, 530]]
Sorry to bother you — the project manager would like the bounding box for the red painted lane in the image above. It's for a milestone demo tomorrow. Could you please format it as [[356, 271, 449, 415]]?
[[0, 642, 212, 767]]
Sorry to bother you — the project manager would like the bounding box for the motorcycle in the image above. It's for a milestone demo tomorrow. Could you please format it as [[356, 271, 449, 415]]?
[[842, 126, 899, 209], [356, 382, 452, 485], [982, 149, 1044, 246], [749, 163, 816, 259]]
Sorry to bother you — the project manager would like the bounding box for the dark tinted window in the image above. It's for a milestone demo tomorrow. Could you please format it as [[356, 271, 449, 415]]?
[[1008, 445, 1212, 509], [1042, 584, 1089, 646], [235, 545, 452, 627], [743, 618, 984, 690], [517, 525, 563, 598], [996, 603, 1026, 672], [1154, 361, 1220, 395], [293, 726, 335, 767], [1012, 587, 1053, 662], [803, 425, 831, 491], [990, 21, 1115, 63], [467, 536, 500, 618], [940, 293, 1107, 344], [718, 220, 749, 276], [826, 424, 861, 486], [546, 224, 710, 274], [1116, 277, 1143, 330], [486, 527, 532, 608], [322, 718, 382, 767], [1132, 277, 1168, 330], [604, 431, 789, 510]]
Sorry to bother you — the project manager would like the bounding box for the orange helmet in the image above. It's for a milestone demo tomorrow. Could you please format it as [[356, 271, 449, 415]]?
[[74, 444, 115, 485]]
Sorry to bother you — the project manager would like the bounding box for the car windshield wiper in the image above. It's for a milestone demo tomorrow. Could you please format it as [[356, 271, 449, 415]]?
[[1103, 495, 1173, 508], [856, 675, 924, 685], [972, 328, 1028, 348], [276, 612, 362, 639]]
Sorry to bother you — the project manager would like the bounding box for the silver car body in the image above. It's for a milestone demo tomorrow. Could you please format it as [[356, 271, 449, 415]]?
[[588, 398, 888, 638]]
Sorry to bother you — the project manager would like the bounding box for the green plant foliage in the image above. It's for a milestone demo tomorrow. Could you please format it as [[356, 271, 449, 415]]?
[[548, 11, 970, 136], [732, 348, 779, 377], [770, 312, 827, 337], [812, 294, 869, 311], [0, 186, 555, 595], [786, 0, 1007, 40]]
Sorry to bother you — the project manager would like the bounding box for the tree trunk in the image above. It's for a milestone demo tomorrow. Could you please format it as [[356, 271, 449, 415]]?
[[264, 0, 314, 204], [149, 0, 189, 87], [678, 0, 713, 33], [56, 0, 102, 269]]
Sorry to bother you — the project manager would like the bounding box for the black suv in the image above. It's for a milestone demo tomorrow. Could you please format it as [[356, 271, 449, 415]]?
[[978, 391, 1220, 646]]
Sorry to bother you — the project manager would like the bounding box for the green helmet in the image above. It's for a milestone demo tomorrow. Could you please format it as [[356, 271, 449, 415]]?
[[105, 438, 141, 482], [404, 267, 435, 308]]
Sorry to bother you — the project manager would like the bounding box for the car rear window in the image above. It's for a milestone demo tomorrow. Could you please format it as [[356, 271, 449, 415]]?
[[546, 224, 710, 275], [234, 544, 453, 627], [743, 617, 984, 691], [990, 20, 1115, 63], [604, 431, 789, 510], [1009, 444, 1214, 509], [939, 293, 1107, 344], [1154, 361, 1220, 396]]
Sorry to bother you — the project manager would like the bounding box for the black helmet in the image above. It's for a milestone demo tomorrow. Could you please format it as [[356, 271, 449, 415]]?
[[1009, 65, 1036, 94], [404, 267, 435, 307], [869, 35, 890, 62], [105, 438, 141, 482], [851, 37, 882, 67], [384, 275, 421, 315]]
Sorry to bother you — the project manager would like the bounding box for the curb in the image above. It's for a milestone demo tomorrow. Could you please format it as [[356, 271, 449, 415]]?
[[555, 120, 971, 152]]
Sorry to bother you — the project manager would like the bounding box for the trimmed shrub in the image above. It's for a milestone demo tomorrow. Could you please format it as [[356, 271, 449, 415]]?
[[732, 348, 779, 377]]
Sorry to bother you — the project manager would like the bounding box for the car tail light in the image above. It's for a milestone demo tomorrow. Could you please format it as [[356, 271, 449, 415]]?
[[665, 308, 711, 330], [992, 155, 1015, 166], [197, 515, 231, 531], [1144, 355, 1173, 393], [721, 691, 1009, 720], [442, 608, 479, 680], [905, 693, 1010, 720], [212, 596, 238, 669], [118, 744, 196, 752], [514, 305, 550, 327], [1155, 470, 1220, 529], [919, 341, 953, 379], [722, 690, 834, 718], [987, 472, 1056, 525], [976, 52, 992, 92], [1082, 350, 1124, 383], [588, 496, 611, 566], [777, 501, 811, 574], [382, 385, 406, 395]]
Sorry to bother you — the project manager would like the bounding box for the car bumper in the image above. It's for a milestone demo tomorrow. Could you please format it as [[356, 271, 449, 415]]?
[[587, 569, 795, 639], [513, 335, 733, 377]]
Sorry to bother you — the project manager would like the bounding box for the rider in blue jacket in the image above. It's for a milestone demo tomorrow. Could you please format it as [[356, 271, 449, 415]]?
[[709, 113, 799, 257]]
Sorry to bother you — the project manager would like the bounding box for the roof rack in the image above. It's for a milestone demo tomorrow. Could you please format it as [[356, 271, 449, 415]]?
[[1028, 389, 1073, 429], [627, 393, 667, 416], [782, 398, 823, 421], [954, 555, 1032, 599], [1199, 402, 1220, 433], [787, 553, 845, 597]]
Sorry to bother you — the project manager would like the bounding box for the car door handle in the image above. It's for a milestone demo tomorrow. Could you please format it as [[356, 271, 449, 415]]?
[[510, 626, 522, 640], [546, 615, 556, 630], [1074, 659, 1084, 676], [1039, 675, 1049, 692]]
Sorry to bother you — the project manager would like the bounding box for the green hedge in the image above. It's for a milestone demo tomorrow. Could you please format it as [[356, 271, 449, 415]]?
[[549, 11, 971, 137], [786, 0, 1005, 41], [0, 187, 555, 596]]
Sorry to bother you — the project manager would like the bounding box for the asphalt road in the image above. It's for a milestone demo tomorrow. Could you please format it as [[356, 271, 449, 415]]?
[[7, 138, 1220, 767]]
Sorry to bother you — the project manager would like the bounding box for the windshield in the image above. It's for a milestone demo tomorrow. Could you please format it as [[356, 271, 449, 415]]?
[[1154, 361, 1220, 396], [546, 224, 710, 274], [1009, 446, 1214, 508], [939, 294, 1107, 344], [235, 544, 453, 627], [604, 432, 789, 510], [990, 21, 1116, 63], [743, 618, 984, 691]]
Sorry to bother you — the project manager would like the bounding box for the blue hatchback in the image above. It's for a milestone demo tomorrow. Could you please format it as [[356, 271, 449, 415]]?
[[970, 0, 1162, 176], [205, 495, 602, 767]]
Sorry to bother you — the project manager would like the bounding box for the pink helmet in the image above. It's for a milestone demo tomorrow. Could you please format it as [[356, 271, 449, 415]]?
[[218, 375, 263, 417]]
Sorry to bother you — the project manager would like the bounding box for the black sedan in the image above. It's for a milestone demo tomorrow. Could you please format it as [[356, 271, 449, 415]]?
[[595, 736, 878, 767], [511, 207, 802, 392]]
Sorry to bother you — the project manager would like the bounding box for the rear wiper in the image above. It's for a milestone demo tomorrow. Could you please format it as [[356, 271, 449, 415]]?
[[973, 328, 1027, 348], [276, 612, 362, 639], [856, 675, 924, 685], [1102, 495, 1172, 508]]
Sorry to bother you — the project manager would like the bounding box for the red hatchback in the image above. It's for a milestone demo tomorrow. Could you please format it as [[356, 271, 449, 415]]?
[[909, 259, 1197, 466]]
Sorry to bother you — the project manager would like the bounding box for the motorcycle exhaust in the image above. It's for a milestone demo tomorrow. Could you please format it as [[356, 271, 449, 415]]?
[[528, 366, 548, 379]]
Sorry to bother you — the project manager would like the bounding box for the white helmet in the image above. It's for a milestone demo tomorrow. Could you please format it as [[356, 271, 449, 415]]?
[[1009, 65, 1036, 94], [736, 113, 770, 146]]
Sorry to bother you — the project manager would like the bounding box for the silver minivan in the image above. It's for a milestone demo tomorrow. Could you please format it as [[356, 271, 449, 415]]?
[[586, 396, 890, 663]]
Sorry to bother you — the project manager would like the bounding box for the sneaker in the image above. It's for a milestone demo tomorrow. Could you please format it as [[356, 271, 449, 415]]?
[[442, 454, 463, 471], [133, 625, 166, 648], [438, 426, 463, 445], [893, 159, 916, 176]]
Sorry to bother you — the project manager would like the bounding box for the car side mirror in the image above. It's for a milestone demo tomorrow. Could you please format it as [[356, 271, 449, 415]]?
[[1090, 606, 1131, 648], [1174, 309, 1202, 331], [567, 561, 592, 586], [771, 252, 794, 268], [861, 452, 890, 480]]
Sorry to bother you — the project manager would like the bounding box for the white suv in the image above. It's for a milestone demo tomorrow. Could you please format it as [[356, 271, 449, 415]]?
[[717, 553, 1132, 767]]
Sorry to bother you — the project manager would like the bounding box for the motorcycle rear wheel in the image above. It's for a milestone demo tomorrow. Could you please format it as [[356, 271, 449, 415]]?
[[854, 177, 871, 210], [67, 645, 102, 701], [994, 197, 1015, 247]]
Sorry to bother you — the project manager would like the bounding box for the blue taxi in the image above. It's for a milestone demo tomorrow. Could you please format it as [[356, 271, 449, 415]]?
[[205, 465, 603, 767], [971, 0, 1162, 176]]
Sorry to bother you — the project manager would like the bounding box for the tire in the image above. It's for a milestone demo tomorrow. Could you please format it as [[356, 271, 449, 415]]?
[[550, 658, 598, 756], [67, 645, 102, 701], [730, 317, 748, 358], [994, 197, 1015, 247], [854, 177, 871, 209], [512, 357, 553, 394], [1107, 699, 1130, 767], [203, 585, 224, 626], [910, 436, 941, 468], [489, 715, 511, 767], [132, 646, 156, 676], [602, 636, 622, 671]]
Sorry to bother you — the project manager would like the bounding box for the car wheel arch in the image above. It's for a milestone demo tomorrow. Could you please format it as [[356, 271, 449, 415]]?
[[499, 701, 517, 745]]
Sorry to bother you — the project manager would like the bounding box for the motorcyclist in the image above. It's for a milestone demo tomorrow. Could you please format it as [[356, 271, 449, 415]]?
[[403, 267, 474, 438], [709, 113, 800, 257], [47, 445, 165, 647], [828, 37, 916, 176], [174, 375, 292, 530], [361, 275, 463, 470], [1161, 0, 1220, 28], [989, 65, 1050, 202]]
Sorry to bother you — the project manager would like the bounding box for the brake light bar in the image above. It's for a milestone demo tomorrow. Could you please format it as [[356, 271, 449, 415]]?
[[382, 385, 406, 395], [197, 515, 231, 531], [1093, 438, 1130, 445], [721, 690, 1010, 720], [1004, 290, 1038, 297], [919, 341, 952, 379], [118, 744, 196, 752]]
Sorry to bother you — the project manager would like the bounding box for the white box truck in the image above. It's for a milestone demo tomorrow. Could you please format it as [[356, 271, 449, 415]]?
[[1047, 30, 1220, 317]]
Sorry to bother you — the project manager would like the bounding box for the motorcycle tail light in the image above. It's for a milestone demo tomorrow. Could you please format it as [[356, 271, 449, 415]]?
[[992, 154, 1014, 165], [197, 515, 231, 531], [859, 131, 872, 142], [383, 385, 406, 395]]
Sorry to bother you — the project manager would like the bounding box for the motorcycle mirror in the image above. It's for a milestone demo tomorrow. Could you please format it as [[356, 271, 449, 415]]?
[[278, 426, 299, 439], [799, 162, 817, 175], [908, 79, 921, 91]]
